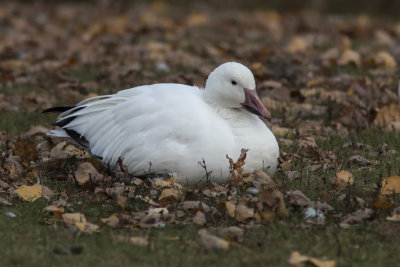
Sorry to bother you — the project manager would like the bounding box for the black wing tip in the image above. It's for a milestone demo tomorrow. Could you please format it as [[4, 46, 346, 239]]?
[[42, 106, 74, 114], [65, 129, 89, 149]]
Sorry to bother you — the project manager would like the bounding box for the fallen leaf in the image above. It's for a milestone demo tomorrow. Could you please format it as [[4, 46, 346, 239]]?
[[373, 51, 397, 69], [286, 36, 307, 53], [159, 188, 182, 203], [386, 207, 400, 222], [101, 214, 120, 227], [288, 251, 336, 267], [44, 205, 65, 217], [75, 222, 100, 233], [331, 170, 354, 188], [372, 195, 393, 210], [381, 176, 400, 195], [193, 210, 206, 225], [298, 137, 320, 158], [338, 49, 361, 67], [13, 139, 39, 161], [235, 203, 255, 222], [74, 162, 103, 185], [227, 149, 248, 185], [220, 226, 244, 242], [15, 184, 43, 202], [49, 141, 72, 160], [348, 155, 370, 166], [373, 104, 400, 131], [199, 229, 229, 250], [340, 208, 373, 228], [62, 213, 86, 224], [129, 237, 149, 246], [0, 197, 12, 206], [0, 180, 10, 189], [287, 190, 311, 207]]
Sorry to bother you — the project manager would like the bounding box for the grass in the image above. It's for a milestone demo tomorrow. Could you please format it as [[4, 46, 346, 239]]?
[[1, 198, 400, 267], [2, 117, 400, 266]]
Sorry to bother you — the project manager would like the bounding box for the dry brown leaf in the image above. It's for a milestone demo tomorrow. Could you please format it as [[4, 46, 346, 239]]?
[[289, 251, 336, 267], [220, 226, 244, 242], [49, 141, 72, 160], [0, 197, 12, 206], [199, 229, 229, 250], [257, 188, 288, 221], [193, 210, 206, 225], [338, 49, 361, 67], [348, 155, 371, 166], [154, 177, 183, 189], [62, 213, 87, 224], [129, 237, 149, 246], [246, 170, 275, 190], [227, 149, 248, 185], [235, 204, 255, 222], [374, 104, 400, 131], [23, 125, 49, 137], [298, 137, 320, 158], [381, 176, 400, 195], [0, 180, 10, 189], [386, 207, 400, 222], [287, 190, 311, 207], [372, 195, 393, 210], [159, 188, 182, 202], [74, 162, 103, 185], [101, 214, 120, 227], [331, 170, 354, 188], [340, 208, 373, 228], [15, 184, 42, 202], [225, 201, 236, 218], [286, 36, 307, 53], [44, 205, 65, 216], [13, 139, 38, 161], [373, 51, 397, 69], [75, 222, 100, 233]]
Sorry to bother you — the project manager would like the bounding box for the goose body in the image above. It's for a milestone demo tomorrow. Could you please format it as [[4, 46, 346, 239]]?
[[46, 62, 279, 184]]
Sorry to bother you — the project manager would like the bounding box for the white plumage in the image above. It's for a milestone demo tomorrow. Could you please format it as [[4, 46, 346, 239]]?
[[47, 62, 279, 184]]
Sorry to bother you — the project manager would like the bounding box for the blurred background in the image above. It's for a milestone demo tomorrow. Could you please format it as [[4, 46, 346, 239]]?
[[1, 0, 399, 135]]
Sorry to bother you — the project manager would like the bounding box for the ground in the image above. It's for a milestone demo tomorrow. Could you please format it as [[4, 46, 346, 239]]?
[[1, 1, 400, 266]]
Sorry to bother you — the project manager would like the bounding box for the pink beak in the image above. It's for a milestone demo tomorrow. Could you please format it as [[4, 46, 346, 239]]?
[[241, 88, 271, 120]]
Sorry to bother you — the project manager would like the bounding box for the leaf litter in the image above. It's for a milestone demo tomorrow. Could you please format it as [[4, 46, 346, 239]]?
[[0, 2, 400, 263]]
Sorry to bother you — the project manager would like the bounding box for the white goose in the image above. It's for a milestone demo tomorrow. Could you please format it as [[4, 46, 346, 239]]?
[[45, 62, 279, 184]]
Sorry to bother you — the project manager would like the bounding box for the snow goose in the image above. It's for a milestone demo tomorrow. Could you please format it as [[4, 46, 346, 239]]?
[[44, 62, 279, 184]]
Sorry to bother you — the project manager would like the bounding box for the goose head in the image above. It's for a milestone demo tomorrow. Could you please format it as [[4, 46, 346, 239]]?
[[204, 62, 271, 120]]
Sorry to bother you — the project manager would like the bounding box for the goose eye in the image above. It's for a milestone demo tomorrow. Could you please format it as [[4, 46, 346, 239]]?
[[231, 80, 237, 85]]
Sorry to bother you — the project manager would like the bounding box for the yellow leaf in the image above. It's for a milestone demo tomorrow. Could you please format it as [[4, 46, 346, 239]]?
[[286, 36, 307, 54], [338, 49, 361, 67], [381, 176, 400, 195], [374, 51, 397, 69], [159, 188, 181, 201], [62, 213, 86, 224], [15, 184, 42, 202], [225, 201, 236, 218], [235, 204, 254, 222], [373, 104, 400, 131], [331, 170, 354, 188]]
